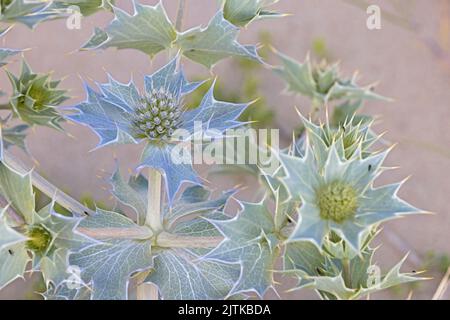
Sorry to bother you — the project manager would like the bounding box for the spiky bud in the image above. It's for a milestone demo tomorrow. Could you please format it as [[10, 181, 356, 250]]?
[[6, 60, 68, 129], [312, 61, 339, 95]]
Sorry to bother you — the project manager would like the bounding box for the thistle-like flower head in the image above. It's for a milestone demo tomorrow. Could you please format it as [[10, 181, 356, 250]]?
[[25, 224, 53, 254], [6, 60, 68, 129], [280, 131, 422, 251], [68, 55, 250, 202], [131, 88, 182, 141]]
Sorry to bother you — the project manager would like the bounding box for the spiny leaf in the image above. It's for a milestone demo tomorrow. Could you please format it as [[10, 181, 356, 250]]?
[[165, 186, 233, 227], [42, 281, 91, 300], [0, 48, 21, 67], [175, 11, 262, 68], [2, 124, 29, 152], [147, 248, 239, 300], [69, 209, 153, 300], [0, 243, 29, 289], [110, 166, 147, 225], [147, 211, 239, 299], [274, 52, 388, 103], [0, 155, 35, 225], [206, 201, 278, 297], [139, 142, 199, 205], [0, 206, 26, 251], [0, 0, 62, 28], [33, 204, 90, 277], [81, 1, 176, 57]]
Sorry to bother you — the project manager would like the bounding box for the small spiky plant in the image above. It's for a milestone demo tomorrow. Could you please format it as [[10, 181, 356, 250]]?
[[6, 61, 68, 129]]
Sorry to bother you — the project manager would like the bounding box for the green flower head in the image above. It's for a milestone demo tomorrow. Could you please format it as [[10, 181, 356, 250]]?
[[280, 138, 422, 251], [6, 60, 68, 129], [26, 224, 52, 254]]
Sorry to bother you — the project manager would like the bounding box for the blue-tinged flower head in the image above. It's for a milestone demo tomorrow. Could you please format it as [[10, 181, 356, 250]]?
[[67, 55, 251, 203]]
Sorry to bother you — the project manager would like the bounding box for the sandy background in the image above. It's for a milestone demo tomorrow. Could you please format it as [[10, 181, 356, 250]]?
[[0, 0, 449, 299]]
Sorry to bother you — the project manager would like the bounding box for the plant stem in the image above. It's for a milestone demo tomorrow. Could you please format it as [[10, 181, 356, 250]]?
[[342, 258, 352, 288], [3, 149, 95, 216], [137, 168, 163, 300], [146, 168, 163, 231], [77, 227, 153, 240], [157, 232, 223, 248], [175, 0, 186, 31]]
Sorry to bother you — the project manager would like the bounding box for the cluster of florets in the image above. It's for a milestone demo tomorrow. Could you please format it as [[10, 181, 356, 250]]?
[[132, 88, 182, 140]]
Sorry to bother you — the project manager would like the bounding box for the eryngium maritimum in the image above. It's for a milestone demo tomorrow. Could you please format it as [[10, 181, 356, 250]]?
[[67, 55, 250, 202]]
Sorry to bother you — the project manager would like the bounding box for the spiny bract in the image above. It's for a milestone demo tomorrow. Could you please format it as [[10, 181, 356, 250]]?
[[6, 60, 67, 129], [280, 126, 422, 251]]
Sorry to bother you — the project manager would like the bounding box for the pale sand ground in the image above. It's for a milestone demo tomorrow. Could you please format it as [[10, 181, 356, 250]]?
[[0, 0, 449, 299]]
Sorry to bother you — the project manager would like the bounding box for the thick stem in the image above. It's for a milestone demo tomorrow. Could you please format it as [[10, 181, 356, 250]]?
[[137, 168, 163, 300], [146, 168, 163, 231], [156, 232, 223, 248]]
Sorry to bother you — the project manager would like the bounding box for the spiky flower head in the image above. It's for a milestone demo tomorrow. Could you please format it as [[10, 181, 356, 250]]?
[[131, 88, 182, 141], [6, 60, 68, 129], [26, 224, 52, 254], [280, 137, 422, 251], [68, 55, 250, 202]]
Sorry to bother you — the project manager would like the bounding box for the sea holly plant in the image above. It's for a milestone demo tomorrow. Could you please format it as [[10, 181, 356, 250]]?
[[66, 55, 250, 202], [5, 60, 68, 130], [0, 0, 429, 301]]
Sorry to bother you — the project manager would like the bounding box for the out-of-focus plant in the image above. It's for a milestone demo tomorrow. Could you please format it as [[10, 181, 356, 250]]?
[[187, 32, 275, 129], [0, 0, 428, 301]]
